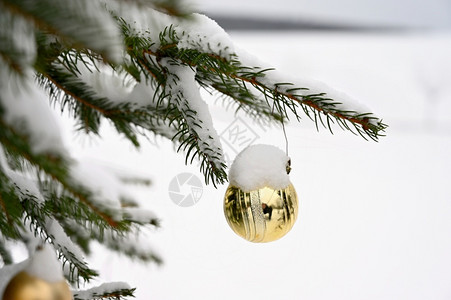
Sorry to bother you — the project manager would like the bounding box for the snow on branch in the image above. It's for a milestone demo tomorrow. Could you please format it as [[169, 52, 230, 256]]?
[[0, 159, 95, 283], [63, 218, 162, 264], [0, 238, 13, 265], [124, 17, 386, 140], [73, 282, 135, 300], [69, 161, 123, 216], [72, 58, 180, 142], [1, 0, 123, 62], [122, 207, 159, 226], [0, 0, 389, 295], [0, 5, 36, 74], [35, 46, 179, 144], [109, 2, 234, 59], [101, 228, 163, 263], [20, 202, 97, 283], [0, 67, 66, 155], [163, 59, 227, 185], [234, 49, 387, 140], [0, 149, 26, 240], [68, 159, 159, 226]]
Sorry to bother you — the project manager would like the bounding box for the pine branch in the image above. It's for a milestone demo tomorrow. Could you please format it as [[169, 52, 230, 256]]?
[[232, 74, 387, 140], [122, 207, 159, 226], [42, 190, 129, 241], [0, 238, 13, 265], [0, 115, 68, 181], [163, 60, 227, 185], [117, 175, 152, 186], [117, 18, 387, 185], [0, 116, 133, 230], [1, 0, 123, 61], [1, 146, 154, 283], [0, 6, 35, 74], [99, 230, 163, 264], [35, 37, 180, 145], [139, 25, 387, 140], [197, 72, 283, 124], [37, 67, 180, 144], [73, 282, 136, 300], [60, 218, 162, 265], [0, 171, 24, 240], [0, 0, 389, 294], [17, 191, 98, 284], [122, 24, 229, 185]]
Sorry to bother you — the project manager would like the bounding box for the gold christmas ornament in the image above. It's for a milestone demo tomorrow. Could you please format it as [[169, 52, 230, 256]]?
[[2, 271, 71, 300], [224, 183, 298, 243], [2, 244, 71, 300]]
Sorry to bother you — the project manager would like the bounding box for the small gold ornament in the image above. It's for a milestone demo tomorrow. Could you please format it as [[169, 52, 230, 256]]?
[[2, 270, 71, 300], [224, 183, 298, 242]]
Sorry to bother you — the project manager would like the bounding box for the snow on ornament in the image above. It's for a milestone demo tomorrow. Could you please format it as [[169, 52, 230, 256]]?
[[2, 245, 71, 300], [224, 144, 298, 242]]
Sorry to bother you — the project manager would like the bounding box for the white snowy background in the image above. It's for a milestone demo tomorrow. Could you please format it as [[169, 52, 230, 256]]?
[[195, 0, 451, 29], [11, 0, 451, 299], [86, 31, 451, 299]]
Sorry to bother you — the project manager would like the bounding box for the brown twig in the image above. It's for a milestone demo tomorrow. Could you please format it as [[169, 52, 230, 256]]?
[[141, 45, 375, 132], [0, 194, 12, 224], [233, 75, 373, 131], [44, 74, 108, 114]]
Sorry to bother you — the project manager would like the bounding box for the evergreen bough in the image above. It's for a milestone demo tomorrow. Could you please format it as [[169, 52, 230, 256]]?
[[0, 0, 386, 298]]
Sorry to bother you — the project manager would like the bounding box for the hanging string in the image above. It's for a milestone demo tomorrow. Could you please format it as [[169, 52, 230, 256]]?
[[271, 100, 289, 157], [281, 120, 289, 157]]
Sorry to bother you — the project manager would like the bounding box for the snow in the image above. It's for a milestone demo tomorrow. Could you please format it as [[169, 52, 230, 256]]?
[[176, 14, 235, 58], [74, 282, 131, 299], [1, 3, 450, 299], [0, 149, 86, 275], [0, 6, 36, 69], [0, 261, 28, 295], [76, 31, 451, 300], [163, 61, 225, 169], [45, 219, 85, 263], [122, 207, 157, 224], [228, 144, 290, 191], [76, 60, 165, 109], [4, 169, 45, 203], [65, 0, 124, 62], [102, 228, 161, 261], [25, 244, 65, 282], [0, 145, 44, 203], [193, 0, 451, 30], [69, 159, 124, 213], [0, 68, 66, 155], [106, 0, 174, 48], [0, 244, 66, 294], [76, 61, 138, 105], [69, 158, 161, 226], [106, 1, 234, 58], [235, 47, 377, 124], [0, 146, 7, 167]]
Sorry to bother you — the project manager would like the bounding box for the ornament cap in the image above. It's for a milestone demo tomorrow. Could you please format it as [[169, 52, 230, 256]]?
[[286, 158, 291, 174]]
